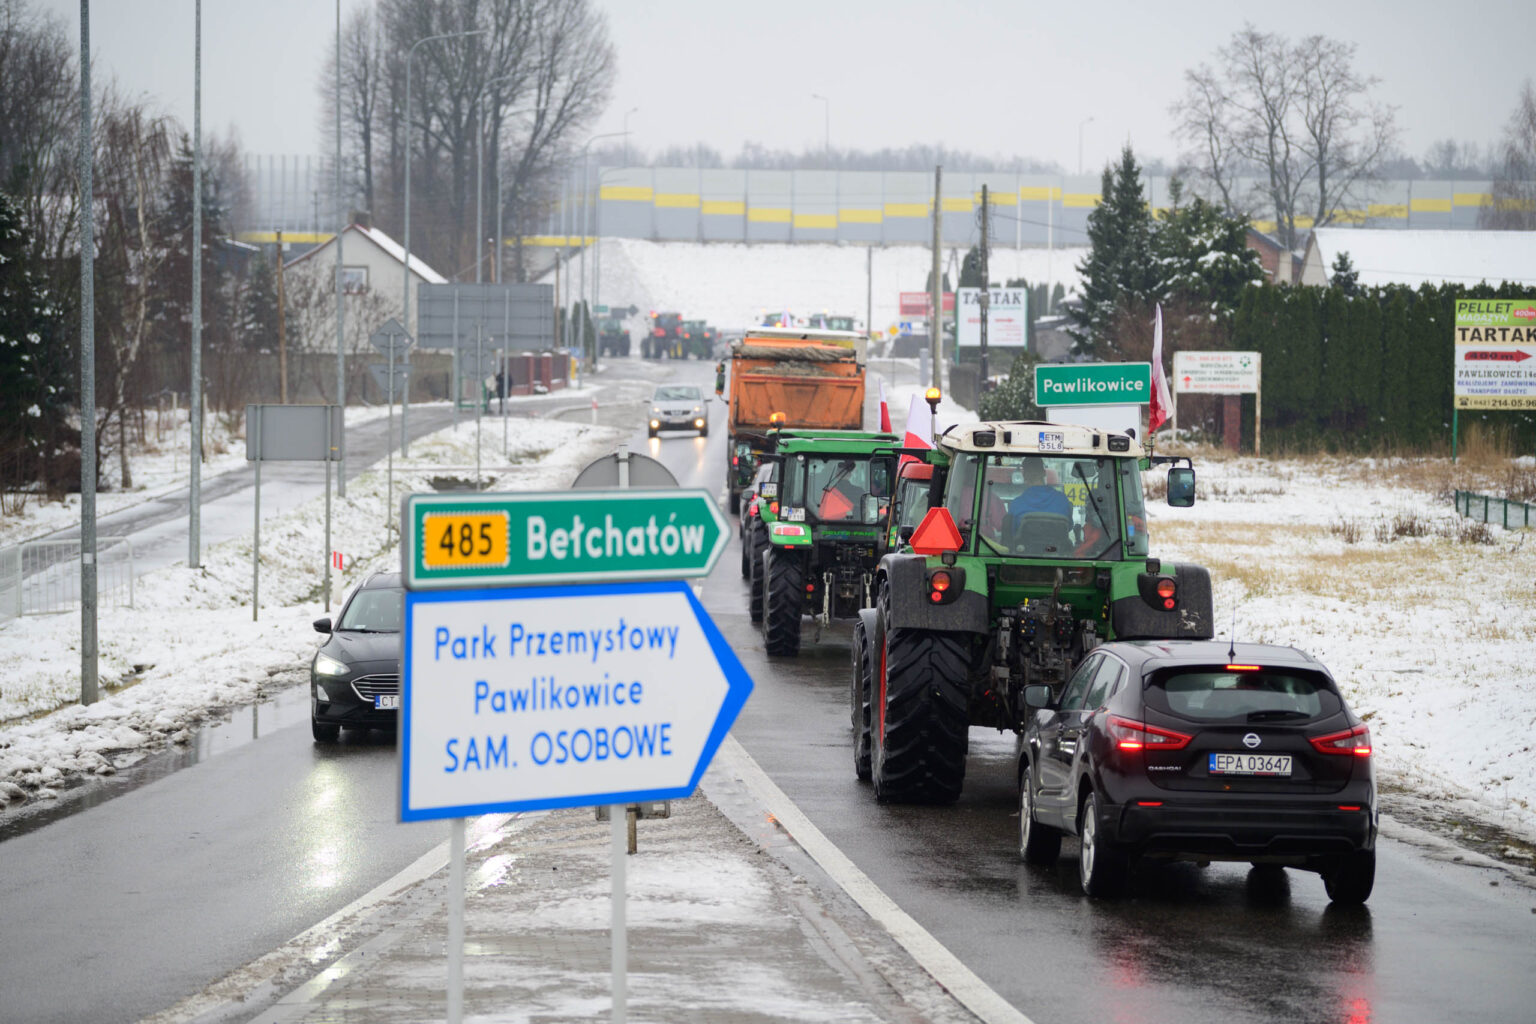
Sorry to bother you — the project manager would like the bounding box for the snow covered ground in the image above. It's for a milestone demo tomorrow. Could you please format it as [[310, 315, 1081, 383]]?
[[0, 415, 625, 806], [572, 237, 1087, 341]]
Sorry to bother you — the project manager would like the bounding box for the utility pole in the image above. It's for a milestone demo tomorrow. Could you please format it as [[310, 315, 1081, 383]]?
[[276, 229, 288, 402], [979, 183, 990, 390], [78, 0, 97, 705], [865, 245, 872, 363], [930, 165, 942, 391], [333, 0, 346, 496], [190, 0, 203, 565]]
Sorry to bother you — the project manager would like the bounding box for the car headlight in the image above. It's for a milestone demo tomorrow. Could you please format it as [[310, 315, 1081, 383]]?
[[313, 652, 349, 677]]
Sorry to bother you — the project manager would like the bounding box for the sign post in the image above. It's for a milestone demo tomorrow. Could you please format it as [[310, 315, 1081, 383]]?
[[399, 482, 745, 1024], [1171, 350, 1262, 454], [371, 317, 414, 527], [245, 405, 342, 619], [1452, 298, 1536, 461]]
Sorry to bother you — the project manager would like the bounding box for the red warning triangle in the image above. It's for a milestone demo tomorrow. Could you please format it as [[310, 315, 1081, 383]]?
[[909, 507, 963, 555]]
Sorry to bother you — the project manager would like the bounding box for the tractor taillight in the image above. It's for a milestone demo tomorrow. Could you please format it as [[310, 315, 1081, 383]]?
[[769, 502, 779, 515]]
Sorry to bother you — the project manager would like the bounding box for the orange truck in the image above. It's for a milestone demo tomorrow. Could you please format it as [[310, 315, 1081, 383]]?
[[723, 328, 866, 512]]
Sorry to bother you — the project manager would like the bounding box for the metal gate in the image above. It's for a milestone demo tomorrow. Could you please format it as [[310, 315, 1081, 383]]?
[[0, 538, 135, 621]]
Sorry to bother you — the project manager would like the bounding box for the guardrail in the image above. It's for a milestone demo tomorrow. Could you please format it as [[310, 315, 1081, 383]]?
[[0, 538, 135, 622], [1454, 490, 1535, 529]]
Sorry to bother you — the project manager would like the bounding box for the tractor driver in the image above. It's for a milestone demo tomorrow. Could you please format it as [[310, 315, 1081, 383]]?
[[1008, 459, 1072, 520]]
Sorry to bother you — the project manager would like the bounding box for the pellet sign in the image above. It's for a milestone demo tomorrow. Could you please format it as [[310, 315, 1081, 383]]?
[[1454, 299, 1536, 410]]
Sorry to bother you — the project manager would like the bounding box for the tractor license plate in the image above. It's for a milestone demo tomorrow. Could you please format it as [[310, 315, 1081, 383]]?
[[1209, 752, 1291, 776], [783, 507, 805, 522], [374, 694, 400, 711], [1037, 431, 1064, 452]]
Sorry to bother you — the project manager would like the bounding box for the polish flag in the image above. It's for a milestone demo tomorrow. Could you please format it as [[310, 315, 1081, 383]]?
[[878, 379, 893, 433], [903, 394, 933, 454], [1149, 304, 1172, 435]]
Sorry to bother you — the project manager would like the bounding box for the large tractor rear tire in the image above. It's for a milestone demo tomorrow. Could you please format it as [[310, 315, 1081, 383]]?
[[851, 614, 875, 781], [871, 625, 970, 804], [763, 548, 804, 656], [748, 542, 766, 623]]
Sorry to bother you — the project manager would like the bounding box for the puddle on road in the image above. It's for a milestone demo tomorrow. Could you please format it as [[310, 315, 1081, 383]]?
[[0, 678, 317, 843]]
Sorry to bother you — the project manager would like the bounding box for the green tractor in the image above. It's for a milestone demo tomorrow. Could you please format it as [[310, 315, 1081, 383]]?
[[748, 430, 900, 657], [851, 421, 1211, 802]]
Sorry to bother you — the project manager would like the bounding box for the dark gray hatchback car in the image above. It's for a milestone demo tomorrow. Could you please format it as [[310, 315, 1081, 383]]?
[[1017, 640, 1377, 903], [309, 572, 403, 741]]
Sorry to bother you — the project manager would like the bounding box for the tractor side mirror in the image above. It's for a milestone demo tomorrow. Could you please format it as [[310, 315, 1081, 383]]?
[[861, 494, 881, 525], [1166, 467, 1196, 507], [898, 525, 916, 543]]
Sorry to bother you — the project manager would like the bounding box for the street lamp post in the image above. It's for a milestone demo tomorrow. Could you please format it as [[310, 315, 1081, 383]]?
[[1077, 116, 1095, 177], [621, 106, 638, 167], [577, 131, 629, 364], [811, 94, 830, 165], [402, 28, 485, 457]]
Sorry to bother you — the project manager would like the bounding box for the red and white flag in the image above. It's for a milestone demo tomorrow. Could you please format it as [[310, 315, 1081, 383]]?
[[1149, 304, 1172, 435], [903, 394, 933, 451], [878, 379, 893, 433]]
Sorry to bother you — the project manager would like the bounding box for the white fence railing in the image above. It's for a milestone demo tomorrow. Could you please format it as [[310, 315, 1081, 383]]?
[[0, 539, 135, 622]]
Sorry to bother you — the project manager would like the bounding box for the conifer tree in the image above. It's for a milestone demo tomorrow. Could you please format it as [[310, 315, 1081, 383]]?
[[1069, 146, 1154, 359]]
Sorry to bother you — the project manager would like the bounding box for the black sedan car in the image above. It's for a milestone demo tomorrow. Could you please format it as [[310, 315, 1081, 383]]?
[[309, 572, 403, 742], [1017, 640, 1376, 903]]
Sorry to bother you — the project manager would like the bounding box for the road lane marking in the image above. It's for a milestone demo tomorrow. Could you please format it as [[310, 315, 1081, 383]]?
[[715, 734, 1037, 1024]]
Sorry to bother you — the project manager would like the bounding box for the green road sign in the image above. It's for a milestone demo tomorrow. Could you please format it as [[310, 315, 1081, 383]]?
[[1035, 362, 1152, 407], [401, 489, 729, 589]]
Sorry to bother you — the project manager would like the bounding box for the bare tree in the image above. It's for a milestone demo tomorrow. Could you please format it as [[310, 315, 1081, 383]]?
[[0, 0, 79, 264], [1172, 25, 1397, 248], [1294, 34, 1396, 232], [1171, 64, 1245, 214], [1482, 80, 1536, 230], [326, 0, 613, 281], [319, 7, 384, 219], [92, 99, 174, 490]]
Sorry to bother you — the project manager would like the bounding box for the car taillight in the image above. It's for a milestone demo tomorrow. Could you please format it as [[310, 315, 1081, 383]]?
[[1106, 715, 1192, 752], [749, 505, 758, 518], [1310, 723, 1372, 757], [1156, 578, 1176, 610], [652, 328, 664, 337]]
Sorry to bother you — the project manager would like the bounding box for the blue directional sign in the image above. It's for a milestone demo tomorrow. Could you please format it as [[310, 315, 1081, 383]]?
[[399, 579, 754, 821]]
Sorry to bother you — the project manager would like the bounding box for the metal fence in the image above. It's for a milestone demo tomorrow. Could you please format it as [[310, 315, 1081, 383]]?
[[1454, 490, 1535, 529], [0, 539, 135, 622]]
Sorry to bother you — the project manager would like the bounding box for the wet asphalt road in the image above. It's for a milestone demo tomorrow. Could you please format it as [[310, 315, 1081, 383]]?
[[1, 357, 1534, 1023]]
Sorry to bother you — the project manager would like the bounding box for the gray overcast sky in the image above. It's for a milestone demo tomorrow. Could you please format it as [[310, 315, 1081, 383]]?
[[39, 0, 1532, 174]]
